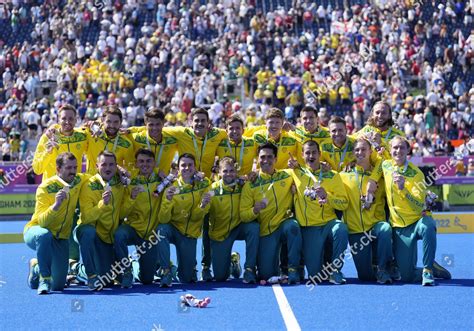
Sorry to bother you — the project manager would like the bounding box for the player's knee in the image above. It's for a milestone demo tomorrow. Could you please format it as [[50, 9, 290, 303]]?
[[114, 228, 128, 244], [36, 228, 53, 243], [332, 221, 348, 238], [378, 222, 392, 238]]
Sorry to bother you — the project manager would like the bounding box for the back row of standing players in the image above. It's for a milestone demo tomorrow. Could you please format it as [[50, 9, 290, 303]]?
[[24, 102, 451, 294]]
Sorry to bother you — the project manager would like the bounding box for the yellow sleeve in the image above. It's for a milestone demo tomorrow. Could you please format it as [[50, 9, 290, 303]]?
[[127, 126, 146, 134], [326, 174, 349, 211], [32, 134, 55, 175], [240, 182, 258, 222], [79, 184, 107, 225], [35, 186, 59, 228], [243, 125, 265, 138], [163, 125, 187, 136]]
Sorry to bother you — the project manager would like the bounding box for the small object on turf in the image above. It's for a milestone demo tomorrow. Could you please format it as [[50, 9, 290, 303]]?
[[180, 293, 211, 308], [259, 279, 267, 285], [266, 275, 288, 284], [267, 276, 281, 284]]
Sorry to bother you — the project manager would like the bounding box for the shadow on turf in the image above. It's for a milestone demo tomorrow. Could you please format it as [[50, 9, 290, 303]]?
[[57, 278, 474, 295], [59, 279, 260, 295]]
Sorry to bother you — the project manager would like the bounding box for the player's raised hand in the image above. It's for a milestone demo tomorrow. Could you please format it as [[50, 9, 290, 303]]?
[[282, 121, 295, 132], [288, 152, 299, 169], [320, 161, 331, 172], [200, 191, 214, 208], [53, 190, 68, 210], [102, 190, 112, 205]]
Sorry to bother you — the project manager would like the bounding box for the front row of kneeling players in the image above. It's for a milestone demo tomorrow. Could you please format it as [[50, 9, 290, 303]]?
[[24, 136, 451, 294]]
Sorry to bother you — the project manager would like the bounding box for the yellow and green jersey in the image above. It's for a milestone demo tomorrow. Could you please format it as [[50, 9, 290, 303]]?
[[208, 179, 243, 241], [78, 174, 127, 244], [128, 127, 178, 174], [252, 130, 298, 170], [240, 170, 294, 236], [165, 127, 227, 177], [217, 137, 257, 176], [121, 172, 163, 240], [289, 167, 348, 227], [24, 174, 87, 239], [33, 128, 88, 179], [340, 167, 387, 234], [382, 159, 426, 228], [85, 130, 134, 174], [158, 176, 211, 238]]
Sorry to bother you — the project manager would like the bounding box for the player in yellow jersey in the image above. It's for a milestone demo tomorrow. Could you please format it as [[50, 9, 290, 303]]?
[[25, 153, 86, 294], [240, 143, 302, 284], [127, 108, 178, 175], [74, 151, 127, 291], [286, 106, 330, 165], [217, 114, 257, 176], [250, 108, 297, 170], [208, 157, 260, 283], [165, 108, 227, 280], [157, 153, 212, 287], [289, 141, 349, 285], [356, 101, 405, 159], [85, 106, 134, 175], [114, 149, 165, 288], [340, 138, 392, 284], [33, 104, 88, 180], [382, 137, 451, 285]]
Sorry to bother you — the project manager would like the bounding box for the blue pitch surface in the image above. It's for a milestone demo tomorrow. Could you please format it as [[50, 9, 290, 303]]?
[[0, 220, 473, 330]]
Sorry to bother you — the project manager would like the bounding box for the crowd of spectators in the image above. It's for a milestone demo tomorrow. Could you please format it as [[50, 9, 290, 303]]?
[[0, 0, 473, 162]]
